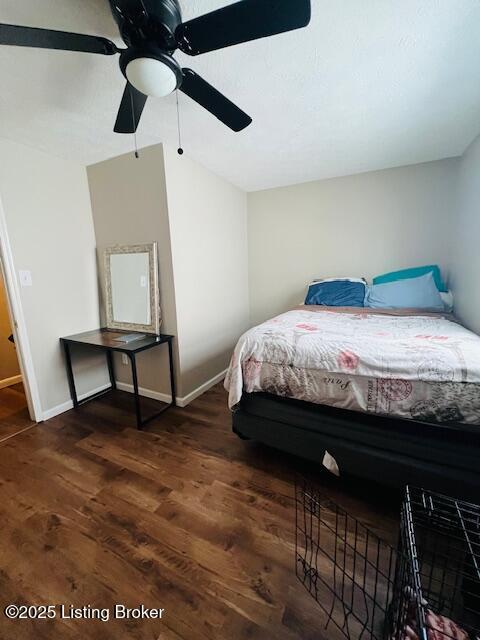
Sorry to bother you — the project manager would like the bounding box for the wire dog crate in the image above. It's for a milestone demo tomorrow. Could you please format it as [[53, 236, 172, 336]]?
[[295, 476, 397, 640], [392, 487, 480, 640], [295, 478, 480, 640]]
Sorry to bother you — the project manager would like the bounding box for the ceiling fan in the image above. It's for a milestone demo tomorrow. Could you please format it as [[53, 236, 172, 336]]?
[[0, 0, 311, 135]]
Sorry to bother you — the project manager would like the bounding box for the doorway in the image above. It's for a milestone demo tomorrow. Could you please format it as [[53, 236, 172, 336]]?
[[0, 193, 42, 429], [0, 262, 33, 436], [0, 263, 34, 438], [0, 267, 22, 390]]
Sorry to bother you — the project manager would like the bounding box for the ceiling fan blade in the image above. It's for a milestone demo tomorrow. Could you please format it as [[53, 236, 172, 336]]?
[[176, 0, 311, 56], [180, 69, 251, 132], [0, 23, 118, 55], [114, 83, 148, 134]]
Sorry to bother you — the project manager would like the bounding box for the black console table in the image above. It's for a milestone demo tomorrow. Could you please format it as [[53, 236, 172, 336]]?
[[60, 329, 175, 429]]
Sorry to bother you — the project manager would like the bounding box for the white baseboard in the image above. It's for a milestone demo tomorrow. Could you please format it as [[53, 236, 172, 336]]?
[[0, 374, 22, 390], [42, 382, 112, 421], [117, 368, 227, 407], [115, 381, 172, 404], [41, 368, 228, 421], [176, 369, 228, 407]]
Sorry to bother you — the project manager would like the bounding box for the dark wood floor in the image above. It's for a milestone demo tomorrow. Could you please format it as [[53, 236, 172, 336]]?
[[0, 382, 34, 441], [0, 384, 399, 639]]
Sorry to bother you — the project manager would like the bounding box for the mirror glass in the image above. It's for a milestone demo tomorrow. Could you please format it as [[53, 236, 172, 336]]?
[[104, 243, 160, 334], [110, 252, 151, 325]]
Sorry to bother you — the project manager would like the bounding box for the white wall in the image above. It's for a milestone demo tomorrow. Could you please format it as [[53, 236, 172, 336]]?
[[449, 134, 480, 333], [0, 138, 105, 416], [163, 145, 250, 398], [88, 144, 250, 402], [0, 132, 473, 420], [248, 159, 457, 324]]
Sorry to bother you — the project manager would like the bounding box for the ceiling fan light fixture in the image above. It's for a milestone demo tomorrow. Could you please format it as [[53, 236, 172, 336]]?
[[0, 0, 312, 133], [126, 56, 179, 97]]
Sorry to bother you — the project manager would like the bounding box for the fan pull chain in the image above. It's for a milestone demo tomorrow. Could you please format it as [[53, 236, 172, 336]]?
[[134, 130, 139, 159], [129, 85, 139, 159], [176, 90, 184, 155]]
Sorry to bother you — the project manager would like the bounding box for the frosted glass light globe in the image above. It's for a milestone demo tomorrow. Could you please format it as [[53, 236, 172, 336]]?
[[126, 57, 178, 97]]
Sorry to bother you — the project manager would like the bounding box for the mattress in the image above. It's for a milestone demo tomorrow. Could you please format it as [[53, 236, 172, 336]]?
[[225, 306, 480, 426]]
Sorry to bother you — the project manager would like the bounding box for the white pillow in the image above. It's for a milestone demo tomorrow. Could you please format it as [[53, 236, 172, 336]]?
[[440, 290, 454, 312], [311, 277, 366, 284]]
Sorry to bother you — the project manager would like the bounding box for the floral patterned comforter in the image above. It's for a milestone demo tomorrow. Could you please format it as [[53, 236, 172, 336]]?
[[224, 307, 480, 425]]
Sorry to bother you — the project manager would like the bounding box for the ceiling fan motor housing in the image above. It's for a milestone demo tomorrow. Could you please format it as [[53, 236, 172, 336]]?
[[109, 0, 182, 51], [112, 1, 184, 97]]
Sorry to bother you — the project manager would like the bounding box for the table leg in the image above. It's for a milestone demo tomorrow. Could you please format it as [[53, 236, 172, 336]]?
[[129, 353, 142, 429], [106, 350, 116, 390], [62, 341, 78, 408], [168, 339, 176, 407]]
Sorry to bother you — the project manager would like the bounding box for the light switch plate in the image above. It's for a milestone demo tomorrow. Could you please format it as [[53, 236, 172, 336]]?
[[19, 270, 32, 287]]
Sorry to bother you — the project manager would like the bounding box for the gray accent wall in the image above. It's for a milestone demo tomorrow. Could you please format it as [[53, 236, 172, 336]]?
[[87, 145, 179, 398], [87, 144, 250, 400]]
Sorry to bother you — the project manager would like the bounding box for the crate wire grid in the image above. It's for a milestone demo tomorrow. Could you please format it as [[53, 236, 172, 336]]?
[[296, 478, 480, 640], [393, 486, 480, 640], [295, 476, 397, 640]]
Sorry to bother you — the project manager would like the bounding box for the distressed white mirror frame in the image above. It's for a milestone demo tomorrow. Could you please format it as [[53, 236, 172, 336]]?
[[104, 243, 161, 335]]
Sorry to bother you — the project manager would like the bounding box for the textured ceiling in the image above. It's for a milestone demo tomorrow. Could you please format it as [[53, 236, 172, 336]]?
[[1, 0, 480, 191]]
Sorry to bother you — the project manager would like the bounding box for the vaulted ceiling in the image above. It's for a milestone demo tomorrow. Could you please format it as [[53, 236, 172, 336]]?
[[1, 0, 480, 191]]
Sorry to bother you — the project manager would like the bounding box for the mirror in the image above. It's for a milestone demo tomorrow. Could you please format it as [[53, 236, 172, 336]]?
[[104, 243, 161, 334]]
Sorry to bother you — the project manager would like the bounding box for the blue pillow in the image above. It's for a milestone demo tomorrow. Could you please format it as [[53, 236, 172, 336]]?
[[373, 265, 447, 293], [365, 273, 445, 310], [305, 280, 366, 307]]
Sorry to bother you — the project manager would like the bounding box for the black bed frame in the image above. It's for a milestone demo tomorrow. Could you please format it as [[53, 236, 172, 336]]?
[[233, 393, 480, 501]]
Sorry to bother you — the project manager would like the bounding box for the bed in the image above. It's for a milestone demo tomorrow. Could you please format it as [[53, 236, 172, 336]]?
[[225, 306, 480, 499]]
